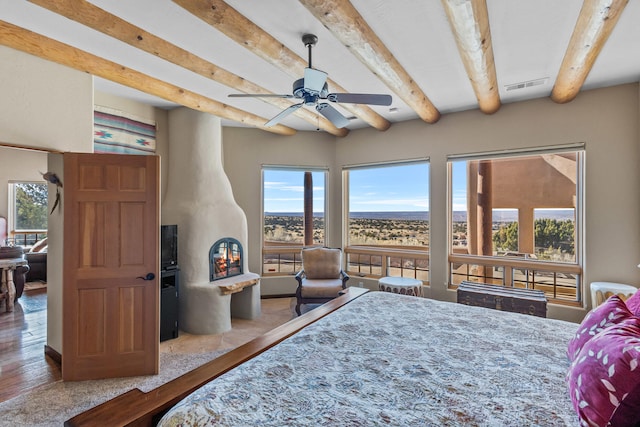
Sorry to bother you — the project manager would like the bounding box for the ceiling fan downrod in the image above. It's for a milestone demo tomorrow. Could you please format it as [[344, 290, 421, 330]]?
[[302, 33, 318, 68]]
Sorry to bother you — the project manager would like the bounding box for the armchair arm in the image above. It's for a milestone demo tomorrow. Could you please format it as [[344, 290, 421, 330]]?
[[340, 270, 349, 287], [295, 269, 306, 285]]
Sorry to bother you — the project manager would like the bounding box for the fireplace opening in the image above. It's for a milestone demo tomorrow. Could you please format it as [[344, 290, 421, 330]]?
[[210, 238, 243, 281]]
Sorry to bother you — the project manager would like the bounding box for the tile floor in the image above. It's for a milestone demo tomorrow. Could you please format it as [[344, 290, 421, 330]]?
[[160, 296, 296, 355]]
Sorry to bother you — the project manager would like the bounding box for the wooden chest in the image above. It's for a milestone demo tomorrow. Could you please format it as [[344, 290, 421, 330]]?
[[457, 281, 547, 318]]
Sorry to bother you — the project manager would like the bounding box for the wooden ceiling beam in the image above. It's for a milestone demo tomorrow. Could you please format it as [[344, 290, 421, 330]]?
[[27, 0, 346, 137], [441, 0, 500, 114], [299, 0, 441, 124], [0, 20, 296, 136], [172, 0, 391, 131], [551, 0, 629, 104]]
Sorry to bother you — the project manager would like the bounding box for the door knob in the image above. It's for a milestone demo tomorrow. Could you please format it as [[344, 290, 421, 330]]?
[[137, 273, 155, 281]]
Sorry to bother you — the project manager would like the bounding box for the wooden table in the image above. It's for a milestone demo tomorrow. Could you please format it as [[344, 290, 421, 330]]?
[[0, 257, 28, 312]]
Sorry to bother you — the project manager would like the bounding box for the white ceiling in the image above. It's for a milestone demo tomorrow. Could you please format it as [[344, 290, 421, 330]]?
[[1, 0, 639, 133]]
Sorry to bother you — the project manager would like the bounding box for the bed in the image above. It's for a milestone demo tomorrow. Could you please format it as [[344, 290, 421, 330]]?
[[66, 287, 579, 426], [157, 290, 577, 426]]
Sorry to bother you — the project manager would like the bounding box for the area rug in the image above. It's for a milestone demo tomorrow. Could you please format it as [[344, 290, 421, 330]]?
[[0, 349, 228, 426]]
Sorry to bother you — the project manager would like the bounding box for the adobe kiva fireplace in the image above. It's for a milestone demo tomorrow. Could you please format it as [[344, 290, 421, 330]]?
[[210, 238, 243, 281], [162, 108, 260, 335]]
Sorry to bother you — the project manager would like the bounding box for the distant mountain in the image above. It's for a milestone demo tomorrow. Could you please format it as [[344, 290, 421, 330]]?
[[350, 211, 429, 221], [266, 210, 574, 222], [266, 211, 429, 220]]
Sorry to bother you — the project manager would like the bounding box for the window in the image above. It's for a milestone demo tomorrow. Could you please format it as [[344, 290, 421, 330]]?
[[262, 167, 327, 275], [448, 145, 584, 304], [344, 160, 429, 282], [8, 181, 48, 246]]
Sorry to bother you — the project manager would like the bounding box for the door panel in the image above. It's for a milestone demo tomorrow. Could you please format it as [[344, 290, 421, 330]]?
[[120, 202, 145, 265], [118, 285, 146, 352], [78, 202, 107, 267], [77, 289, 106, 355], [63, 153, 159, 381]]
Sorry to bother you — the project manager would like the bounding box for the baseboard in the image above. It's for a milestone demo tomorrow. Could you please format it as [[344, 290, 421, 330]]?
[[44, 344, 62, 365], [261, 294, 295, 299]]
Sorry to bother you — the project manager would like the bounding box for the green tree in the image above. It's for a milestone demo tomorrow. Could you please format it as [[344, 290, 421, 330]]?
[[493, 222, 518, 252], [491, 218, 575, 257], [15, 183, 48, 230], [535, 218, 574, 255]]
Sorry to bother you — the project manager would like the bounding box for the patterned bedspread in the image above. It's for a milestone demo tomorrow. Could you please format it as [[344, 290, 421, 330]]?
[[159, 291, 579, 426]]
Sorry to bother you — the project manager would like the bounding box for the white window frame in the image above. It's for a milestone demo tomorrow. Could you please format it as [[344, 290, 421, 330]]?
[[261, 165, 329, 276], [342, 158, 430, 282], [8, 181, 48, 233], [446, 143, 585, 304]]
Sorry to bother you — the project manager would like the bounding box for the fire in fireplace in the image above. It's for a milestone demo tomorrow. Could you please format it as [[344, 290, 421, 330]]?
[[210, 238, 243, 281]]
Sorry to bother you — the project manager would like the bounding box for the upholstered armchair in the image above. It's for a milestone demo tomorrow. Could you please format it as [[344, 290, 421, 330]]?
[[294, 247, 349, 315]]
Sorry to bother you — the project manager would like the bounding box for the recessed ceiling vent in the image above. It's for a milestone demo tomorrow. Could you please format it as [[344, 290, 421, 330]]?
[[505, 77, 549, 91]]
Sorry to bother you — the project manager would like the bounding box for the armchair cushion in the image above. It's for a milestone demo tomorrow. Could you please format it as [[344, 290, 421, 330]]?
[[300, 278, 345, 298], [302, 247, 341, 279]]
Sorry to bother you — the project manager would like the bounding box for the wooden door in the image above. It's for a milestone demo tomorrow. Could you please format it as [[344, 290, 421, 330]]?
[[62, 153, 159, 381]]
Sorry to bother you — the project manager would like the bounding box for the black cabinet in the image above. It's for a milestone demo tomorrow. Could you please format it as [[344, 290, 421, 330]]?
[[160, 268, 179, 341]]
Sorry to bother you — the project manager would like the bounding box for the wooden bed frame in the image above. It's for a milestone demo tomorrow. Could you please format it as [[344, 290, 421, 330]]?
[[65, 287, 368, 427]]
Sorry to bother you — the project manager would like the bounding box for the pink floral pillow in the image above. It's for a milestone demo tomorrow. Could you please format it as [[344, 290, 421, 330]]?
[[625, 289, 640, 316], [567, 296, 634, 361], [566, 318, 640, 427]]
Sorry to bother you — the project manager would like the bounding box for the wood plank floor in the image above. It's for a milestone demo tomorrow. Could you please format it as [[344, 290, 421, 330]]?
[[0, 288, 295, 404], [0, 288, 59, 403]]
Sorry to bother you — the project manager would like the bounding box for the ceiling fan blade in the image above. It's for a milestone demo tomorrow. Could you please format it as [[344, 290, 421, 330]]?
[[229, 93, 293, 99], [327, 93, 392, 106], [304, 68, 328, 94], [264, 103, 303, 127], [316, 103, 350, 128]]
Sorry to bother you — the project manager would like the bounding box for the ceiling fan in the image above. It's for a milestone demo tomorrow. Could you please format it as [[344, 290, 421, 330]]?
[[229, 34, 392, 129]]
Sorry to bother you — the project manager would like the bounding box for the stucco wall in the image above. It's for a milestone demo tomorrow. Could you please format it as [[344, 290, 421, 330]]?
[[223, 83, 640, 323], [0, 46, 93, 152]]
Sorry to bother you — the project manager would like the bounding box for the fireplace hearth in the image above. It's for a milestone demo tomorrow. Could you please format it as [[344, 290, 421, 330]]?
[[210, 238, 243, 281]]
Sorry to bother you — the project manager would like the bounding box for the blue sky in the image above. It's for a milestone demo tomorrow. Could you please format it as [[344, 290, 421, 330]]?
[[264, 162, 456, 213], [263, 170, 325, 213], [263, 162, 575, 215], [451, 161, 467, 211], [348, 163, 429, 212]]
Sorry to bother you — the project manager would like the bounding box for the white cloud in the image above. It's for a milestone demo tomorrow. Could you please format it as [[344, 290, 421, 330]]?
[[264, 181, 304, 193], [353, 198, 429, 210]]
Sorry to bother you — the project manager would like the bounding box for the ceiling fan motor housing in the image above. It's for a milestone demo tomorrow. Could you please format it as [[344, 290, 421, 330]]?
[[293, 77, 328, 102], [302, 33, 318, 46]]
